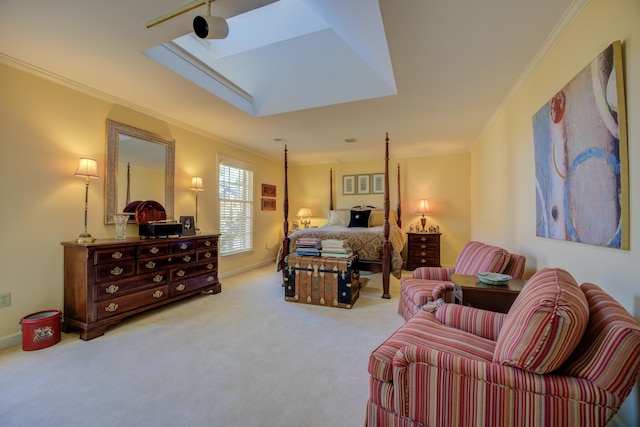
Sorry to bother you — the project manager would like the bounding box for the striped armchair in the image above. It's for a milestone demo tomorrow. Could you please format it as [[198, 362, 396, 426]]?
[[398, 241, 521, 320], [367, 268, 640, 427]]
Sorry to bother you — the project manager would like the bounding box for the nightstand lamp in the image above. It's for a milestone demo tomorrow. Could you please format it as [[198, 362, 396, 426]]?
[[417, 199, 432, 232], [296, 207, 312, 228]]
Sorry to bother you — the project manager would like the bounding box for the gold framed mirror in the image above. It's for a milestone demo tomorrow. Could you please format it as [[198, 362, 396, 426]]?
[[105, 120, 175, 224]]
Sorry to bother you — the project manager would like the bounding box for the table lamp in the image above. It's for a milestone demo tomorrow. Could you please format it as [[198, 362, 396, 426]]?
[[296, 207, 312, 228], [75, 158, 99, 243], [190, 177, 204, 233], [417, 199, 432, 232]]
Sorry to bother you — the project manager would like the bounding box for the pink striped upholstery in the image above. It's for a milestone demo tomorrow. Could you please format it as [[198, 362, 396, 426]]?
[[366, 272, 640, 427], [494, 268, 589, 374], [502, 252, 526, 278], [398, 241, 515, 321]]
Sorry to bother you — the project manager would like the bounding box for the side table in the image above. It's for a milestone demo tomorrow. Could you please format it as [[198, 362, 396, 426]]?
[[450, 273, 527, 313], [406, 232, 441, 270]]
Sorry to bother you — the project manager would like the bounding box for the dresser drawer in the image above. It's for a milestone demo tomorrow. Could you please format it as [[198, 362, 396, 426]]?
[[197, 237, 218, 250], [137, 243, 170, 259], [96, 285, 169, 319], [95, 261, 136, 282], [171, 260, 217, 281], [197, 248, 217, 262], [96, 270, 169, 300], [171, 239, 196, 253], [94, 247, 136, 265], [171, 272, 219, 296], [136, 252, 195, 273]]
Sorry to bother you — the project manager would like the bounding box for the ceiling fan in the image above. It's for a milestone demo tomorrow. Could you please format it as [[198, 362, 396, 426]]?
[[146, 0, 229, 39]]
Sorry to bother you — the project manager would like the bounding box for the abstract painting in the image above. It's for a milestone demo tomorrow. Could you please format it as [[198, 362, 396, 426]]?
[[532, 41, 628, 249]]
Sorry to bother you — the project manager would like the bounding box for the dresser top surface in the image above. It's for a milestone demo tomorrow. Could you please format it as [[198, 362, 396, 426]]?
[[61, 233, 220, 248]]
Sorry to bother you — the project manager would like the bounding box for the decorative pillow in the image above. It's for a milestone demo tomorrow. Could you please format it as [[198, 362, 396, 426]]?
[[368, 209, 398, 227], [493, 268, 589, 374], [348, 209, 371, 227], [326, 209, 350, 226]]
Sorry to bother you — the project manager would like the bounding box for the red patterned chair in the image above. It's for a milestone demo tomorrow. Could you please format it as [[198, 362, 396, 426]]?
[[398, 241, 522, 320], [367, 268, 640, 427]]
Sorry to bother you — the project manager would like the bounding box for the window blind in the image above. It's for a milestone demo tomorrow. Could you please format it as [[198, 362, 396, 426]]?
[[219, 158, 254, 255]]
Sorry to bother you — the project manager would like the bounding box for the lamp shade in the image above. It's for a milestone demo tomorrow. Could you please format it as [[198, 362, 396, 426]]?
[[74, 158, 99, 178], [190, 177, 204, 191], [417, 199, 432, 215], [296, 208, 312, 218]]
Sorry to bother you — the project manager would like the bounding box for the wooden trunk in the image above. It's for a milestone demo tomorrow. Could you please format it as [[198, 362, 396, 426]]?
[[284, 255, 360, 308]]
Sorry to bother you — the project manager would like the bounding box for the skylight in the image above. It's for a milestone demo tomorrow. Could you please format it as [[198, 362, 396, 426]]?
[[143, 0, 397, 116]]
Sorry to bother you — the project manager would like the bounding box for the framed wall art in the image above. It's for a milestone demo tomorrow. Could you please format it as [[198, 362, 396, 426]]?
[[261, 183, 276, 197], [532, 41, 628, 249], [343, 175, 355, 195], [371, 173, 384, 194], [357, 174, 370, 194], [261, 198, 277, 211]]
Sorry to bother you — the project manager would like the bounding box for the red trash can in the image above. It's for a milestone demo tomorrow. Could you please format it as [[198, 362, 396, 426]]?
[[19, 310, 62, 351]]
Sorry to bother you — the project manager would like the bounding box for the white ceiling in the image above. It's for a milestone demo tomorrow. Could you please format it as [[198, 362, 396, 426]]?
[[0, 0, 583, 164]]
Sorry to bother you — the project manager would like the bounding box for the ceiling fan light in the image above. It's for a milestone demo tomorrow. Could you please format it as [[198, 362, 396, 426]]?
[[193, 15, 229, 39]]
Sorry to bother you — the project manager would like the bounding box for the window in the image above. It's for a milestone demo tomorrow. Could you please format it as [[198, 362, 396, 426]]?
[[219, 157, 254, 255]]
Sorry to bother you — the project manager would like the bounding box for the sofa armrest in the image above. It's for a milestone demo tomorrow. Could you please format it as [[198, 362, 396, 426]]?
[[435, 303, 506, 341], [412, 267, 455, 280], [391, 346, 617, 425]]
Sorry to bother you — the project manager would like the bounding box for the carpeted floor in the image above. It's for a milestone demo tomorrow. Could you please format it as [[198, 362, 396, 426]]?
[[0, 264, 405, 427]]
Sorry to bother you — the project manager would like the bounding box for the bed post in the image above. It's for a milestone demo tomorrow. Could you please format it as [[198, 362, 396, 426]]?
[[381, 133, 391, 299], [329, 168, 334, 211], [280, 145, 290, 275], [397, 163, 402, 228]]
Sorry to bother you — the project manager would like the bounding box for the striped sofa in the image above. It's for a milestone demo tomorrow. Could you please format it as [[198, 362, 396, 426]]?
[[367, 268, 640, 427], [398, 241, 526, 320]]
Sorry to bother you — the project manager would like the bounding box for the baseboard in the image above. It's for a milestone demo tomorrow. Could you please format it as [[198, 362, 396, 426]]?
[[218, 258, 276, 279], [0, 332, 21, 351]]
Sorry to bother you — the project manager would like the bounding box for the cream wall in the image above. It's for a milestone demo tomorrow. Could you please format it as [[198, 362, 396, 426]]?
[[0, 63, 283, 344], [289, 151, 471, 266], [472, 0, 640, 424]]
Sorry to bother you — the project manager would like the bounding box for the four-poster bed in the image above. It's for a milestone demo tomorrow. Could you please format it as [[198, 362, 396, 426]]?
[[280, 134, 403, 299]]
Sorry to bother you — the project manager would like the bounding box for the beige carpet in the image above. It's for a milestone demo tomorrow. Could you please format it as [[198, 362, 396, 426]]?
[[0, 265, 405, 427]]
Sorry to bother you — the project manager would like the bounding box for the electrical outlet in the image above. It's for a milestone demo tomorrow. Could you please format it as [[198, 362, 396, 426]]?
[[0, 293, 10, 308]]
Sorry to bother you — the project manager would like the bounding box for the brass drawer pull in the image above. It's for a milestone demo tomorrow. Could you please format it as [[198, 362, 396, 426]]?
[[110, 266, 123, 276], [420, 237, 427, 241], [150, 247, 159, 254], [152, 290, 163, 299], [204, 240, 212, 247], [105, 284, 119, 294], [180, 243, 188, 250], [207, 263, 214, 270], [420, 244, 427, 249], [177, 269, 186, 277], [105, 303, 118, 312], [204, 252, 212, 258], [145, 261, 156, 269], [183, 255, 191, 262], [111, 252, 123, 259], [207, 275, 215, 282], [153, 275, 163, 283], [176, 284, 185, 291]]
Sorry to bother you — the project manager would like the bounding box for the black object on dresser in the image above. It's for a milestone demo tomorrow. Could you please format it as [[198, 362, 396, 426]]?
[[61, 234, 221, 340], [405, 233, 441, 270]]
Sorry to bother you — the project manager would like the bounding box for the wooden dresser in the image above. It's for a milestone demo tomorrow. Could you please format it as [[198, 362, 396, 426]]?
[[61, 234, 221, 340], [405, 233, 441, 270]]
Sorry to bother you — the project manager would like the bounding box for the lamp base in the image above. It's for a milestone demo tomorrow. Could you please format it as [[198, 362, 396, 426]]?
[[420, 217, 426, 232], [76, 232, 96, 244]]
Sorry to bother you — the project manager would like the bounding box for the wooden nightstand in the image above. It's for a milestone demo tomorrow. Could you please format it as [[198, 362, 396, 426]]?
[[405, 233, 441, 270], [451, 273, 527, 313]]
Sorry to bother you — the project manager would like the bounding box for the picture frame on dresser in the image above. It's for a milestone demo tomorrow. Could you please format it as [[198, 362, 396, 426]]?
[[180, 215, 196, 236]]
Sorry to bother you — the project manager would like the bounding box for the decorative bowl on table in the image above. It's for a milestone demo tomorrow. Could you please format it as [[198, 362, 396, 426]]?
[[476, 272, 512, 285]]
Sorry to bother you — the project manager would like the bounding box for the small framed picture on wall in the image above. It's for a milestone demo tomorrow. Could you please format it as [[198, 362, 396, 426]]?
[[371, 173, 384, 194], [357, 174, 370, 194], [343, 175, 355, 195]]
